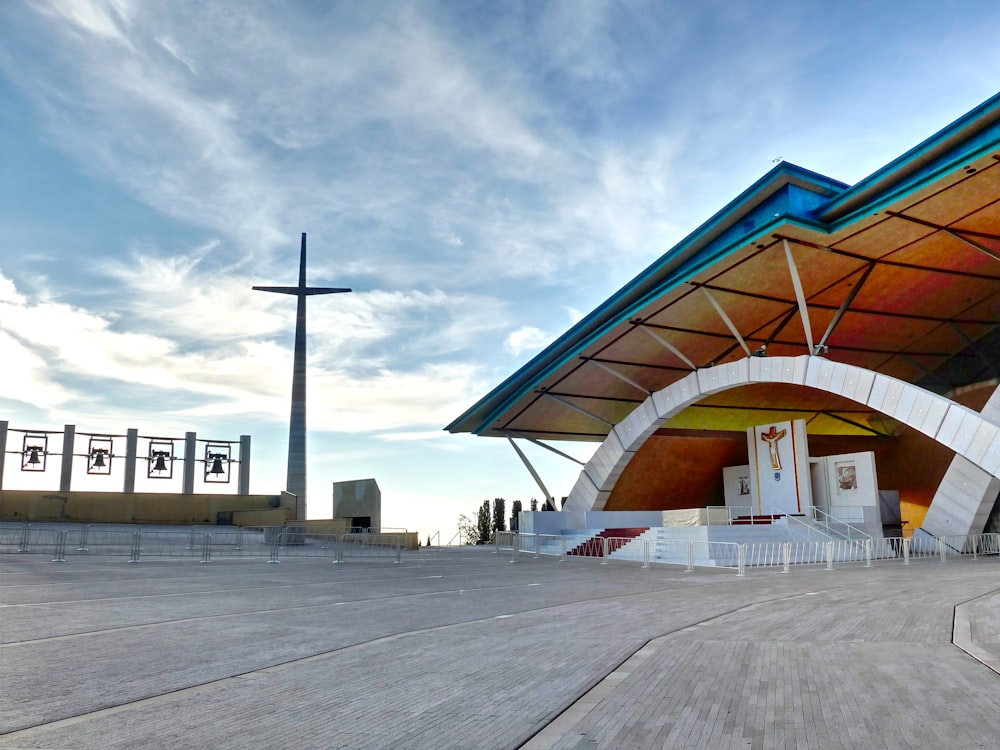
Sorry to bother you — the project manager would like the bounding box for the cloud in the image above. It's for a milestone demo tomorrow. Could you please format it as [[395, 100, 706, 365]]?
[[505, 326, 551, 358], [0, 331, 76, 409], [2, 0, 698, 300], [376, 430, 458, 443], [39, 0, 133, 45], [0, 269, 494, 435]]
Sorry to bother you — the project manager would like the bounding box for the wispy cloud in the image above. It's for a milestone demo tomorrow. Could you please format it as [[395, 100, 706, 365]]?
[[3, 0, 999, 536], [0, 269, 494, 435], [505, 325, 551, 358], [2, 0, 704, 296]]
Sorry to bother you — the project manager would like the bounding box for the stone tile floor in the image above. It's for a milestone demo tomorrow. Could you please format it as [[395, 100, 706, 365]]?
[[0, 540, 997, 749]]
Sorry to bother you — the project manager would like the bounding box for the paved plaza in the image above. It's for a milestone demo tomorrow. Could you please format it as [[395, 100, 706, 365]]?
[[1, 540, 997, 749]]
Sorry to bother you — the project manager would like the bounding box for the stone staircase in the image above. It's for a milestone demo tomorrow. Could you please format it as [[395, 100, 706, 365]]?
[[566, 528, 648, 557]]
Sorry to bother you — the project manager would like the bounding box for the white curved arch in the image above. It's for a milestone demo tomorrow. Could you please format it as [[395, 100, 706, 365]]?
[[564, 355, 1000, 513]]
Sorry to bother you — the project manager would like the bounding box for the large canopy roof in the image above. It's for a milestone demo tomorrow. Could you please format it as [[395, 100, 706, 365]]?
[[448, 94, 1000, 443]]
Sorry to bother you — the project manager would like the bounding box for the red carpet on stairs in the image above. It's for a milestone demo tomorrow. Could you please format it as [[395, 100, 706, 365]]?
[[730, 514, 784, 525], [567, 528, 648, 557]]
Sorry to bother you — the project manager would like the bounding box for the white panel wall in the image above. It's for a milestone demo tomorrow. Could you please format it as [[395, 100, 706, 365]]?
[[936, 405, 986, 456], [586, 429, 626, 486], [614, 399, 662, 449], [982, 430, 1000, 477], [584, 510, 665, 528], [923, 384, 1000, 537], [907, 390, 950, 437], [564, 359, 1000, 519], [923, 456, 1000, 537], [591, 489, 613, 511], [520, 511, 587, 534], [670, 372, 702, 409], [964, 420, 999, 466], [697, 359, 749, 395], [567, 371, 704, 511], [563, 470, 599, 512], [652, 371, 702, 419], [750, 355, 808, 385]]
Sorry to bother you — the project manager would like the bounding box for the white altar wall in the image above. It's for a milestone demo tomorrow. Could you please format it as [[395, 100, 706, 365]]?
[[723, 465, 752, 513], [822, 451, 880, 525], [746, 419, 812, 515]]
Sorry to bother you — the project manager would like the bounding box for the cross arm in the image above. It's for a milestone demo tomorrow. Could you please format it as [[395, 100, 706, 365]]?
[[303, 287, 352, 295], [252, 286, 352, 295]]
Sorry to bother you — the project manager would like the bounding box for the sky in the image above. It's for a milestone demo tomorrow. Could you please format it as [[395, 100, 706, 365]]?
[[2, 0, 999, 542]]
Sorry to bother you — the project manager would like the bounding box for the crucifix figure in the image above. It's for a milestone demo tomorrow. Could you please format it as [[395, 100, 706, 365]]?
[[254, 233, 351, 521], [759, 425, 787, 471]]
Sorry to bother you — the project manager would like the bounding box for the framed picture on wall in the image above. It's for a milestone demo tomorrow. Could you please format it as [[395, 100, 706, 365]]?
[[835, 461, 858, 494]]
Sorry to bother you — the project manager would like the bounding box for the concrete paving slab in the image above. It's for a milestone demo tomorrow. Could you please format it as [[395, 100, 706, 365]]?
[[1, 541, 997, 749]]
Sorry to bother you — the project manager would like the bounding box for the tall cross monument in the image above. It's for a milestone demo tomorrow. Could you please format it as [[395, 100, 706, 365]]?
[[254, 233, 351, 520]]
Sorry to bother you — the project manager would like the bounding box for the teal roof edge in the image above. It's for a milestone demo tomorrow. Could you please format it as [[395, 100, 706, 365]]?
[[446, 94, 1000, 436], [445, 164, 840, 436], [818, 90, 1000, 220]]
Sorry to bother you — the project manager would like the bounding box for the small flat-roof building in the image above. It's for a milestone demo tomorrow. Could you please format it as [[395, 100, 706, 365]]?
[[448, 94, 1000, 539]]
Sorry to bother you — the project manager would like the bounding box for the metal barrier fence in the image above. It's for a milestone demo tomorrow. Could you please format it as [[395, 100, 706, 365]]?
[[5, 523, 995, 571], [0, 524, 405, 565], [504, 532, 1000, 575]]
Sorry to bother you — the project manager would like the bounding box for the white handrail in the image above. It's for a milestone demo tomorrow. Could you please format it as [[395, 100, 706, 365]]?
[[809, 506, 871, 540], [762, 507, 832, 541]]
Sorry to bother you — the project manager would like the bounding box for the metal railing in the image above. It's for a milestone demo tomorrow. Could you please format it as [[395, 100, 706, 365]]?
[[727, 506, 761, 524], [501, 531, 999, 575], [778, 512, 833, 542], [0, 523, 406, 565], [808, 506, 871, 541], [5, 523, 996, 573], [495, 530, 518, 553]]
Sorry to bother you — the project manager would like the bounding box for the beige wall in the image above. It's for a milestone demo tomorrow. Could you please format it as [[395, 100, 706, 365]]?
[[0, 490, 293, 525]]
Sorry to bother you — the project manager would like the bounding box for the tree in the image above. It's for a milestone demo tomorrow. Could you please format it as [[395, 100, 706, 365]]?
[[492, 497, 506, 534], [511, 500, 522, 531], [530, 497, 538, 512], [457, 514, 477, 545], [476, 499, 492, 545]]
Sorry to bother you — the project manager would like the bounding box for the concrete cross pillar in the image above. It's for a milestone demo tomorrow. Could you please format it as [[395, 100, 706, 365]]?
[[0, 420, 7, 491], [253, 233, 352, 521], [123, 428, 138, 494], [60, 424, 75, 493]]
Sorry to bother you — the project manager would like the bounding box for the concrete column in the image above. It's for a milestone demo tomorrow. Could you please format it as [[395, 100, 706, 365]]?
[[183, 432, 196, 494], [60, 424, 76, 493], [123, 428, 138, 494], [0, 420, 7, 491], [288, 292, 308, 521], [238, 435, 251, 496]]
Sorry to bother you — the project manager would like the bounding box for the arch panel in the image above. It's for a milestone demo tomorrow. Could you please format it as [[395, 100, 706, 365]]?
[[563, 356, 1000, 514]]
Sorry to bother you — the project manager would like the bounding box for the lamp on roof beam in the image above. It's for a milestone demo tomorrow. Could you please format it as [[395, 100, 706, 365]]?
[[21, 433, 48, 472], [87, 436, 113, 475], [752, 345, 767, 358]]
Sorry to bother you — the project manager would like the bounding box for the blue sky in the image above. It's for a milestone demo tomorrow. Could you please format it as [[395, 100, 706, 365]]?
[[2, 0, 999, 540]]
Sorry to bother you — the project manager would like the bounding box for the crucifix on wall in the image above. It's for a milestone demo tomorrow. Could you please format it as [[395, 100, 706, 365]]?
[[759, 425, 787, 471]]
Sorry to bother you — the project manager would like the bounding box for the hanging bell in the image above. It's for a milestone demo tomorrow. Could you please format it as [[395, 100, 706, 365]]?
[[26, 447, 41, 465], [92, 450, 106, 468], [152, 453, 168, 472], [209, 456, 226, 475]]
